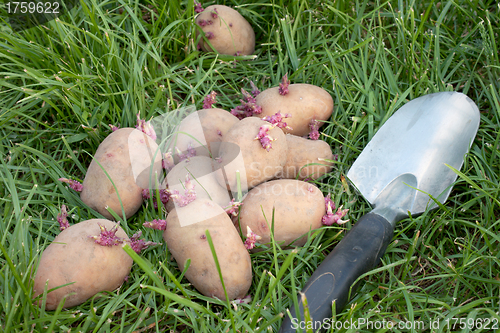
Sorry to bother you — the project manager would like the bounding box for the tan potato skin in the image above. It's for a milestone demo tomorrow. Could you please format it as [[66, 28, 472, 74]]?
[[280, 134, 335, 180], [238, 180, 325, 250], [170, 108, 239, 159], [81, 128, 162, 220], [255, 84, 334, 136], [196, 5, 255, 55], [164, 199, 252, 300], [165, 156, 231, 212], [214, 117, 288, 192], [33, 219, 132, 310]]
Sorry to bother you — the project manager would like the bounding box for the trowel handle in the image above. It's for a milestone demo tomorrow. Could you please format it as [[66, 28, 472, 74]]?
[[278, 212, 394, 333]]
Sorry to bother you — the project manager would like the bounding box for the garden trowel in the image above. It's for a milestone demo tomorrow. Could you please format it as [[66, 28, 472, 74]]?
[[279, 91, 480, 332]]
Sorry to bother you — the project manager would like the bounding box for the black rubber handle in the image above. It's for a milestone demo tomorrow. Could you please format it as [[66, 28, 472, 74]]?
[[279, 212, 394, 332]]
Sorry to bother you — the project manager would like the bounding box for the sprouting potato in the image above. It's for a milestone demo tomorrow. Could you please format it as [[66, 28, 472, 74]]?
[[168, 108, 239, 160], [214, 117, 288, 192], [33, 219, 133, 310], [237, 180, 326, 251], [164, 198, 252, 300], [255, 83, 334, 136], [196, 5, 255, 56], [80, 128, 163, 220]]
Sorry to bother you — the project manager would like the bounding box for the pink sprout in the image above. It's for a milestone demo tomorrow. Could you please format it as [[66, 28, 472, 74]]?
[[109, 124, 120, 132], [159, 189, 171, 205], [250, 81, 260, 97], [143, 219, 167, 231], [176, 144, 197, 162], [89, 223, 125, 246], [224, 199, 243, 217], [324, 193, 335, 212], [59, 178, 83, 192], [322, 194, 349, 225], [259, 136, 274, 151], [279, 73, 290, 95], [252, 104, 263, 115], [322, 206, 349, 225], [194, 1, 204, 13], [262, 111, 292, 131], [309, 119, 320, 140], [57, 204, 70, 231], [203, 91, 217, 109], [141, 188, 151, 201], [184, 175, 196, 196], [241, 89, 256, 104], [142, 189, 170, 209], [169, 175, 197, 207], [254, 124, 277, 151], [211, 8, 218, 19], [230, 106, 249, 120], [231, 88, 263, 119], [244, 226, 261, 250], [162, 150, 175, 170], [198, 19, 213, 26], [136, 113, 157, 141], [205, 31, 215, 40], [129, 231, 161, 253], [187, 144, 197, 157]]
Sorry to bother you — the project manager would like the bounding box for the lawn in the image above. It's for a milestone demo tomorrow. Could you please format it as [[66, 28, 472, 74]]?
[[0, 0, 499, 332]]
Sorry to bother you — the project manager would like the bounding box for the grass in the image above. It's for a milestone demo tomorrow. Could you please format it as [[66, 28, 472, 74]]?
[[0, 0, 499, 332]]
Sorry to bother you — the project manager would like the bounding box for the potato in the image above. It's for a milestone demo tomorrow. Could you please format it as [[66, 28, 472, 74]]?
[[33, 219, 133, 310], [164, 199, 252, 300], [80, 128, 163, 220], [255, 84, 334, 136], [280, 134, 335, 180], [196, 5, 255, 56], [169, 108, 239, 160], [214, 117, 288, 192], [237, 180, 325, 250], [165, 155, 231, 211]]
